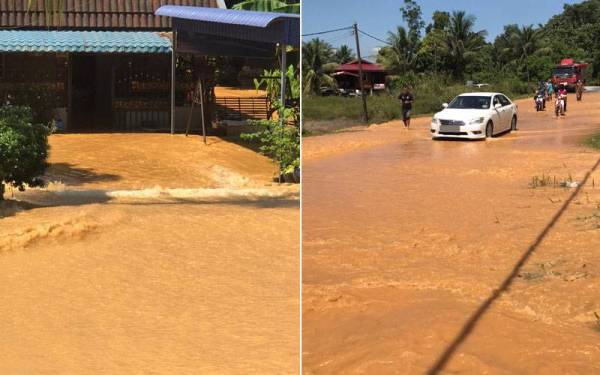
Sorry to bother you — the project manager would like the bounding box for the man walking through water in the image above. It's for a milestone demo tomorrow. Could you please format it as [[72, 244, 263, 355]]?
[[398, 86, 414, 128]]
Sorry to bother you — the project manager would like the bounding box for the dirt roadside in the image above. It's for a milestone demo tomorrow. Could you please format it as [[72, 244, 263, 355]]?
[[303, 93, 600, 374]]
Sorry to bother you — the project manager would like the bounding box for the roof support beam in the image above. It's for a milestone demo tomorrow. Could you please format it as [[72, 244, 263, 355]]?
[[171, 29, 177, 135]]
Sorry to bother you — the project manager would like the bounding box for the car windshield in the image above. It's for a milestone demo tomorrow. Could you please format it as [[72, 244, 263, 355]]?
[[553, 67, 575, 76], [448, 96, 491, 109]]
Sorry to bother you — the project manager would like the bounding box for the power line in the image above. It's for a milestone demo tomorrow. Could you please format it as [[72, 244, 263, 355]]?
[[320, 31, 355, 45], [358, 29, 392, 46], [302, 26, 353, 37]]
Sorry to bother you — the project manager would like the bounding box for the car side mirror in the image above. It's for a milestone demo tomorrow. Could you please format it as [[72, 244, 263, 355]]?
[[494, 103, 502, 109], [442, 103, 448, 108]]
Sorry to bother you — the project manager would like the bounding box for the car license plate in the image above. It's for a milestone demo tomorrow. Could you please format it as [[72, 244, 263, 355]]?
[[441, 125, 460, 133]]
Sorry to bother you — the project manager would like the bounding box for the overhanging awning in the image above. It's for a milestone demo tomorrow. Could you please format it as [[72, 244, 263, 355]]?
[[156, 6, 299, 57], [0, 31, 172, 53], [155, 5, 300, 134]]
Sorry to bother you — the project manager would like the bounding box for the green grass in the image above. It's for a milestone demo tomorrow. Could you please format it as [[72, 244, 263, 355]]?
[[583, 133, 600, 149]]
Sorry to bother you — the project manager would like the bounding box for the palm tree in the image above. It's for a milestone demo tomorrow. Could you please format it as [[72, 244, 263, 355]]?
[[377, 26, 418, 74], [508, 25, 542, 82], [333, 45, 354, 64], [302, 38, 335, 95], [444, 11, 487, 79]]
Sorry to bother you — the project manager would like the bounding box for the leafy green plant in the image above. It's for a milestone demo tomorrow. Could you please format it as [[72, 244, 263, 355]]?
[[0, 106, 49, 200], [254, 65, 300, 104], [241, 101, 299, 179], [232, 0, 300, 14]]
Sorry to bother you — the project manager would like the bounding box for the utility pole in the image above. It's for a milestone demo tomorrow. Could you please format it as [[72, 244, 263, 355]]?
[[353, 22, 369, 123]]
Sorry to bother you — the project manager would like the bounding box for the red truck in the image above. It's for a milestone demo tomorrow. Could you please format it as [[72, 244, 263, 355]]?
[[551, 58, 588, 92]]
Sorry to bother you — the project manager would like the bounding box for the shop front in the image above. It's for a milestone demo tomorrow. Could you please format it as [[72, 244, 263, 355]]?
[[0, 30, 207, 132]]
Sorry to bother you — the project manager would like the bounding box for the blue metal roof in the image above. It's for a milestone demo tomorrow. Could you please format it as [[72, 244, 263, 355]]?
[[155, 5, 299, 28], [0, 31, 172, 53], [155, 5, 299, 47]]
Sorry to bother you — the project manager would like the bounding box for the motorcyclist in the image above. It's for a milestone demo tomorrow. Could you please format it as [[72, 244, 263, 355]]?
[[556, 84, 567, 116], [534, 86, 546, 110], [538, 81, 547, 109]]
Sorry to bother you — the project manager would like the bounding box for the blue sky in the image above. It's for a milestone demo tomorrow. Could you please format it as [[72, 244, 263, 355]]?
[[302, 0, 584, 59]]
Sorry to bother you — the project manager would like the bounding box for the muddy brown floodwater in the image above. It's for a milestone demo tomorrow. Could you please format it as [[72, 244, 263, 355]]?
[[0, 134, 299, 374], [303, 93, 600, 374]]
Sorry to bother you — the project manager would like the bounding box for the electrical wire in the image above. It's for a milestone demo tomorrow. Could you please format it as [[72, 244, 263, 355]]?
[[302, 26, 353, 37], [358, 29, 393, 46], [319, 31, 354, 45]]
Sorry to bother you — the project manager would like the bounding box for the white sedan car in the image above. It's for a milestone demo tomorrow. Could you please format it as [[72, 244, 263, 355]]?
[[431, 92, 518, 139]]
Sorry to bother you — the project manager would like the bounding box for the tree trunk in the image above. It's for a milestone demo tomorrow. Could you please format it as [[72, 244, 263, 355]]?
[[0, 183, 4, 201]]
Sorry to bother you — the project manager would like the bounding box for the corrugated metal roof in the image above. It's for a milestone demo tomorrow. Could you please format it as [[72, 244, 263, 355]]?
[[0, 31, 171, 53], [156, 5, 300, 47], [336, 60, 386, 73], [0, 0, 217, 30], [155, 5, 299, 28]]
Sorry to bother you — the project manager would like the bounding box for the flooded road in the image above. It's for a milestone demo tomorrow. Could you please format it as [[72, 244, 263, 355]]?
[[303, 93, 600, 374], [0, 134, 299, 374]]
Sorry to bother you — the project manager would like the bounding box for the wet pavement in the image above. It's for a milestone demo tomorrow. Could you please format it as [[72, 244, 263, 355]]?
[[303, 92, 600, 374]]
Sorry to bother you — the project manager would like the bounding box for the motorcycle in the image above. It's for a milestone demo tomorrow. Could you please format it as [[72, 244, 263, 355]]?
[[535, 94, 545, 112], [555, 95, 566, 117]]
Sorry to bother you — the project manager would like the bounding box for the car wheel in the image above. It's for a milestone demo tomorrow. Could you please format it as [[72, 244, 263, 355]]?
[[510, 116, 517, 131], [485, 121, 494, 138]]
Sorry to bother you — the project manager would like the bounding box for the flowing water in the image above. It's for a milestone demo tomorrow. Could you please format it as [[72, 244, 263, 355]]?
[[0, 134, 299, 374], [303, 93, 600, 374]]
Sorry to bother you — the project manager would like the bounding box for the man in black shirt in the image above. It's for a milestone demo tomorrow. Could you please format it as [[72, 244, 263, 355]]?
[[398, 86, 414, 128]]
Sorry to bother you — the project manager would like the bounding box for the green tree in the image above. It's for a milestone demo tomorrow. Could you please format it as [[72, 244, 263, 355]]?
[[302, 38, 335, 94], [377, 26, 415, 74], [444, 11, 487, 79], [333, 45, 354, 64], [417, 11, 450, 74], [377, 1, 423, 74], [0, 106, 49, 200], [508, 25, 543, 82], [400, 0, 425, 45]]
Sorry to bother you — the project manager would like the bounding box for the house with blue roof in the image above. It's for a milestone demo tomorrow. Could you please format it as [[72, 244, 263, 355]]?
[[0, 0, 220, 131]]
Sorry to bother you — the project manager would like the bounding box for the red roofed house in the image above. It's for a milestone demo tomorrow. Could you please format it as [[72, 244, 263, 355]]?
[[333, 59, 386, 95]]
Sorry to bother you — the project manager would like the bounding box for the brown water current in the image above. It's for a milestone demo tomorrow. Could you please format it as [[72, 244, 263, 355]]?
[[303, 93, 600, 374], [0, 134, 299, 374]]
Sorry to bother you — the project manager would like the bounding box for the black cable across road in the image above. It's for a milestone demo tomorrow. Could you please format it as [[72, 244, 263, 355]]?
[[301, 26, 353, 37]]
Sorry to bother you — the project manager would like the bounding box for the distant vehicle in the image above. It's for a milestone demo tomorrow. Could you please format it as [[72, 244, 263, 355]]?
[[466, 81, 490, 88], [431, 92, 518, 140], [551, 58, 588, 92], [319, 87, 337, 96]]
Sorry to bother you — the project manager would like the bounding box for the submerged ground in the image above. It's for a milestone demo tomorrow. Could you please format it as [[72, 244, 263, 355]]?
[[0, 134, 299, 374], [303, 92, 600, 374]]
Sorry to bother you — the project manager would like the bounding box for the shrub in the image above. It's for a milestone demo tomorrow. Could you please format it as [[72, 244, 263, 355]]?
[[0, 105, 49, 200], [241, 103, 300, 178]]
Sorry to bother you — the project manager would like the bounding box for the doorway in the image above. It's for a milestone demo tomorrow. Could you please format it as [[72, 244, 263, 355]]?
[[70, 54, 113, 131]]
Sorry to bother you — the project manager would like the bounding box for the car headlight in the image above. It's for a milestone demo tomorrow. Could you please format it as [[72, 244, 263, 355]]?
[[468, 117, 485, 125], [432, 117, 440, 125]]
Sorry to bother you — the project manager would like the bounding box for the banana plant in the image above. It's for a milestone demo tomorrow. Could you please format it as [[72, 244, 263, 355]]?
[[254, 65, 300, 116], [231, 0, 299, 14]]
